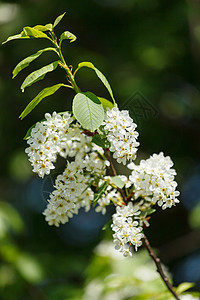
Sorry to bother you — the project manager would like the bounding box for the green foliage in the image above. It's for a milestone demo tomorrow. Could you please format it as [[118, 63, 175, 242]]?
[[94, 182, 108, 204], [19, 84, 67, 119], [23, 123, 38, 140], [12, 48, 58, 79], [20, 61, 59, 92], [110, 176, 125, 189], [83, 241, 198, 300], [98, 97, 114, 110], [0, 201, 24, 238], [72, 92, 104, 132], [53, 12, 66, 28], [3, 13, 116, 136], [59, 31, 77, 46], [33, 24, 53, 31], [91, 134, 109, 148], [188, 203, 200, 229], [22, 26, 50, 39], [175, 282, 195, 295], [2, 33, 30, 44], [74, 62, 116, 104]]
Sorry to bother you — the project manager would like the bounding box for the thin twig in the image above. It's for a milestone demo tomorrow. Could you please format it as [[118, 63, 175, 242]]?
[[142, 234, 180, 300], [104, 148, 117, 176]]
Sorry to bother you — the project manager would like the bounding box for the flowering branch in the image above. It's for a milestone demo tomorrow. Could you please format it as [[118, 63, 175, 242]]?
[[106, 150, 180, 300], [142, 234, 180, 300], [4, 12, 182, 300]]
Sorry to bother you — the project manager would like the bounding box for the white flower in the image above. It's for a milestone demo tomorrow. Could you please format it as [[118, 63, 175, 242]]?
[[103, 107, 139, 165], [111, 202, 143, 256], [128, 152, 180, 210]]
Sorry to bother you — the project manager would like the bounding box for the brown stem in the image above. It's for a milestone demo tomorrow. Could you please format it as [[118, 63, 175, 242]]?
[[142, 234, 180, 300], [104, 148, 117, 176]]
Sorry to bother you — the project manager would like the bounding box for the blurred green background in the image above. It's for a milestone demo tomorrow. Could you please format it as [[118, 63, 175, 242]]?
[[0, 0, 200, 299]]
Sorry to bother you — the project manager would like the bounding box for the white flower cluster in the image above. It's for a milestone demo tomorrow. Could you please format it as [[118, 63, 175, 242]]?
[[43, 149, 108, 227], [111, 202, 144, 257], [25, 107, 180, 261], [128, 152, 180, 210], [103, 107, 139, 165], [26, 112, 73, 178], [43, 158, 94, 227]]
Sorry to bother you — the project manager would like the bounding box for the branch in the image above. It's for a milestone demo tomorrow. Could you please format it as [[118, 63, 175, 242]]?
[[142, 234, 180, 300], [103, 150, 180, 299]]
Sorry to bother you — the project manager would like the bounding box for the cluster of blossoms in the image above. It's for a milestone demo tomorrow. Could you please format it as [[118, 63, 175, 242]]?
[[111, 202, 144, 257], [26, 112, 73, 178], [43, 148, 109, 227], [103, 107, 139, 165], [43, 158, 94, 226], [25, 107, 180, 257], [128, 152, 180, 210]]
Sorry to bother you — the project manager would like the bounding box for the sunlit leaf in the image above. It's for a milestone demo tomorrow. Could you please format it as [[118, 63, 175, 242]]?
[[74, 62, 116, 104], [72, 92, 104, 132], [176, 282, 195, 294], [12, 48, 58, 78], [15, 254, 44, 283], [0, 201, 24, 235], [33, 24, 52, 32], [53, 12, 66, 28], [21, 61, 59, 91], [23, 27, 50, 39], [110, 176, 125, 189], [98, 97, 114, 110], [45, 23, 53, 31], [2, 33, 30, 44], [59, 31, 77, 45], [19, 84, 66, 119]]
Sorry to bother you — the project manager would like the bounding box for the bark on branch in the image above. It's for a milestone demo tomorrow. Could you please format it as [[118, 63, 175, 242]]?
[[142, 234, 180, 300]]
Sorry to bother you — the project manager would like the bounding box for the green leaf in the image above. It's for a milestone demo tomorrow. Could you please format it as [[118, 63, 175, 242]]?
[[33, 24, 53, 32], [19, 84, 66, 119], [45, 23, 53, 31], [59, 31, 77, 46], [2, 33, 30, 44], [21, 61, 59, 91], [74, 62, 116, 104], [110, 176, 125, 189], [92, 135, 109, 148], [146, 208, 156, 215], [53, 12, 66, 28], [97, 125, 108, 139], [23, 123, 38, 140], [98, 97, 114, 110], [72, 92, 104, 132], [94, 182, 108, 204], [23, 27, 50, 39], [102, 219, 112, 231], [0, 201, 24, 234], [12, 48, 58, 79], [176, 282, 195, 295]]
